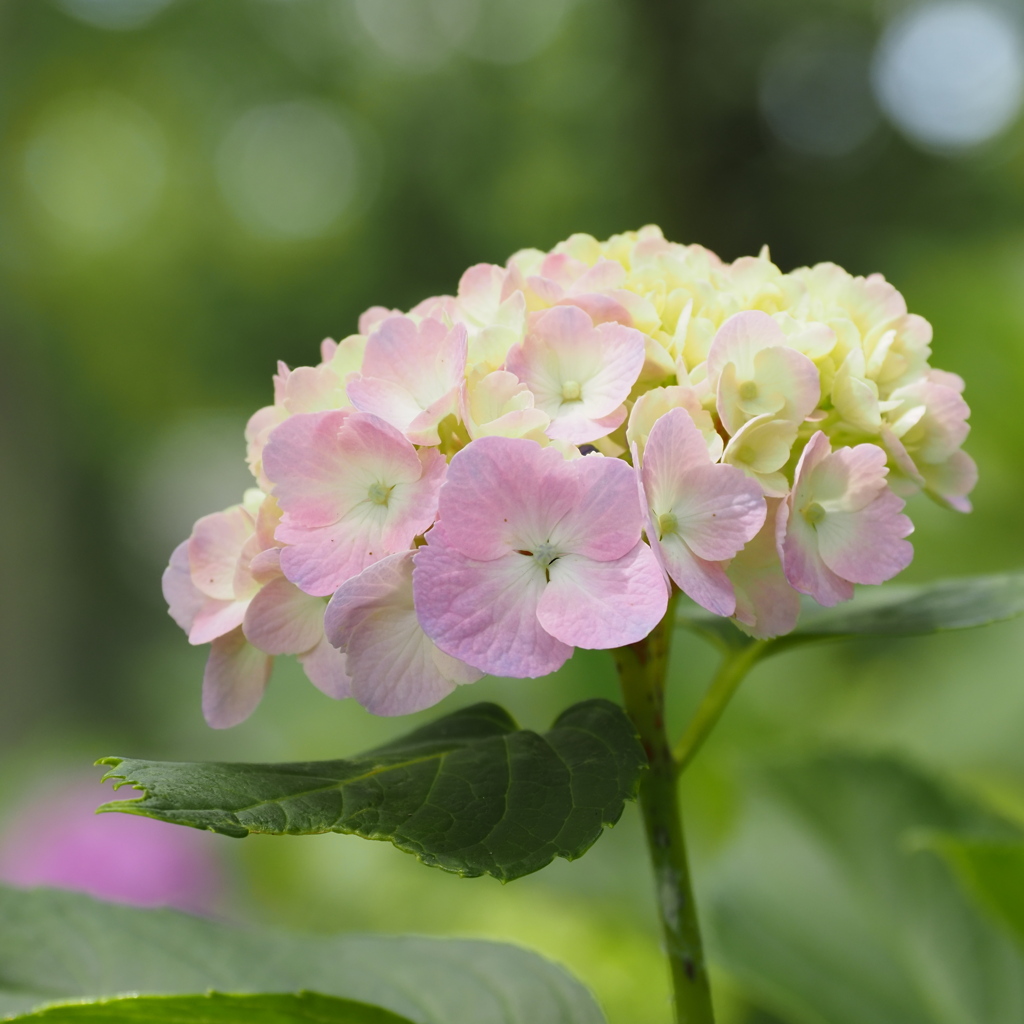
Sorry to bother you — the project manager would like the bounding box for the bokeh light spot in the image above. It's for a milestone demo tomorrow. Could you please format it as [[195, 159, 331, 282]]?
[[759, 24, 880, 159], [215, 100, 359, 241], [873, 1, 1024, 150], [56, 0, 176, 31], [353, 0, 479, 72], [23, 91, 167, 251]]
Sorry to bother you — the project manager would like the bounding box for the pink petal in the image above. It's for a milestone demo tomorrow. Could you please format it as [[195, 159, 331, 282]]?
[[344, 376, 424, 436], [816, 487, 914, 585], [505, 305, 645, 444], [545, 403, 628, 445], [437, 437, 578, 561], [922, 449, 977, 513], [163, 541, 204, 634], [249, 546, 283, 584], [242, 576, 326, 655], [652, 531, 736, 616], [642, 407, 713, 505], [281, 364, 346, 414], [262, 410, 357, 527], [189, 599, 248, 646], [202, 628, 272, 729], [643, 409, 766, 561], [188, 506, 255, 600], [729, 501, 801, 639], [403, 386, 462, 446], [536, 543, 668, 648], [548, 452, 646, 561], [354, 315, 467, 430], [325, 552, 481, 716], [358, 305, 397, 335], [776, 499, 853, 607], [811, 442, 890, 510], [413, 529, 572, 678], [246, 404, 288, 490], [555, 293, 634, 327], [269, 413, 444, 595], [669, 463, 767, 561], [297, 636, 351, 699]]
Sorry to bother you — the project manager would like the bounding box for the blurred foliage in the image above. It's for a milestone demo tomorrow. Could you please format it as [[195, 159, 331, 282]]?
[[2, 1, 1024, 1023]]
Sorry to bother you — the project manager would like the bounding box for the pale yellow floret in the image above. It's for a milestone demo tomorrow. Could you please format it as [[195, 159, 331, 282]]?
[[722, 414, 798, 498], [628, 385, 722, 462]]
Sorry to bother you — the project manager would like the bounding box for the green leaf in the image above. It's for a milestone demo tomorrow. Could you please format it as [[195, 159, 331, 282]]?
[[96, 700, 645, 882], [6, 992, 412, 1023], [0, 886, 605, 1024], [933, 836, 1024, 950], [708, 753, 1024, 1024], [678, 571, 1024, 656]]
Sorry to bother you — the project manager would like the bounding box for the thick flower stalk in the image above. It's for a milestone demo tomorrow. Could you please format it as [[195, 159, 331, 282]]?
[[163, 226, 974, 724]]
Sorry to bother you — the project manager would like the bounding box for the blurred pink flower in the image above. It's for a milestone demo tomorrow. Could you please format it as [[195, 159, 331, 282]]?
[[0, 779, 223, 913]]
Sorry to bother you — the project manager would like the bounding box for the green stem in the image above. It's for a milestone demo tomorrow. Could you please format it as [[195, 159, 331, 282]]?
[[672, 642, 765, 776], [614, 597, 715, 1024]]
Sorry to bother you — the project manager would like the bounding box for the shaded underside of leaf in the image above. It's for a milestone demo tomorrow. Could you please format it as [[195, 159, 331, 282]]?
[[678, 570, 1024, 655], [933, 836, 1024, 952], [6, 991, 412, 1023], [0, 886, 605, 1024], [96, 699, 646, 882], [708, 752, 1024, 1024]]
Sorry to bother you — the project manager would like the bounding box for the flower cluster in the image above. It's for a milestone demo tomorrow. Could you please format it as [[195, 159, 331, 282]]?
[[164, 226, 974, 725]]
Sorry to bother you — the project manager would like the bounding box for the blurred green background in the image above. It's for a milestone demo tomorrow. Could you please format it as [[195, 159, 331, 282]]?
[[2, 1, 1024, 1022]]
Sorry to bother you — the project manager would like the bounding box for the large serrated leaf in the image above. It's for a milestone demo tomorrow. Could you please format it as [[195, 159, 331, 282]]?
[[678, 571, 1024, 655], [97, 699, 646, 882], [6, 992, 411, 1023], [0, 887, 605, 1024]]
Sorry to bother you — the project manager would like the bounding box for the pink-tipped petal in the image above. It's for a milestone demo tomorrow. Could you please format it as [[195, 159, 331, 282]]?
[[350, 316, 467, 444], [776, 499, 854, 607], [163, 541, 205, 634], [922, 449, 977, 513], [545, 403, 628, 445], [326, 552, 481, 716], [345, 377, 425, 435], [816, 488, 914, 585], [642, 407, 767, 562], [188, 507, 255, 600], [642, 407, 715, 504], [242, 577, 326, 655], [297, 636, 351, 699], [506, 305, 645, 444], [537, 543, 668, 648], [269, 412, 445, 595], [730, 501, 801, 639], [188, 599, 248, 646], [202, 628, 272, 729], [654, 532, 736, 616], [807, 442, 889, 510], [262, 410, 356, 527], [669, 463, 767, 561], [413, 532, 572, 679], [358, 305, 396, 335]]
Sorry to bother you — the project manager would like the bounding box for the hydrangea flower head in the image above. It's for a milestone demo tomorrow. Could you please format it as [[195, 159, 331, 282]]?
[[164, 226, 974, 721]]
